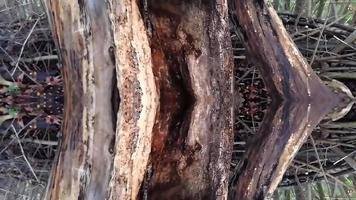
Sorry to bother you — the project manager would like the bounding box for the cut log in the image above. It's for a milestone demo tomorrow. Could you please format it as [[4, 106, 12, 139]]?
[[230, 1, 342, 199]]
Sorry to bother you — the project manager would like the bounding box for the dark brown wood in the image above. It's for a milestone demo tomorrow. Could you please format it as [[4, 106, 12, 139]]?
[[45, 0, 343, 198], [45, 0, 232, 199], [231, 0, 342, 199], [143, 0, 233, 199]]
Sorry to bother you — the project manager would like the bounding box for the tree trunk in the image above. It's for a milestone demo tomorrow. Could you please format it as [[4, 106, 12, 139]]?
[[44, 1, 117, 199], [107, 1, 159, 199], [294, 0, 312, 17], [141, 1, 233, 199], [284, 0, 291, 11], [231, 0, 342, 199], [44, 0, 158, 199], [294, 186, 307, 200], [317, 0, 327, 18], [294, 0, 307, 15], [352, 10, 356, 26], [44, 0, 346, 199], [45, 0, 233, 199]]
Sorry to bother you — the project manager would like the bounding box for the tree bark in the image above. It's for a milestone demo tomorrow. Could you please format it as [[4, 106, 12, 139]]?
[[44, 0, 346, 199], [294, 0, 307, 15], [44, 0, 158, 199], [45, 0, 232, 199], [44, 1, 117, 199], [231, 0, 342, 199], [143, 1, 233, 199], [107, 1, 159, 200]]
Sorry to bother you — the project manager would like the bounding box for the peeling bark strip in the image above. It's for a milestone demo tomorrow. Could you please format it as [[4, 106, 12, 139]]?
[[44, 0, 116, 200], [231, 1, 342, 199], [145, 0, 233, 199], [107, 0, 158, 200]]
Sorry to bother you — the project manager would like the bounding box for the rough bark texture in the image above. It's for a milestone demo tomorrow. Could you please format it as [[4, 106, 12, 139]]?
[[107, 1, 158, 199], [231, 0, 342, 199], [44, 0, 342, 199], [43, 0, 114, 199], [44, 0, 158, 199], [45, 0, 232, 199], [143, 0, 233, 199], [44, 1, 116, 200]]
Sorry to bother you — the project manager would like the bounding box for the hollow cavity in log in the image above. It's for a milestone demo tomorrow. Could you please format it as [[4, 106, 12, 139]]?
[[46, 0, 233, 199], [44, 0, 349, 199], [139, 0, 233, 199]]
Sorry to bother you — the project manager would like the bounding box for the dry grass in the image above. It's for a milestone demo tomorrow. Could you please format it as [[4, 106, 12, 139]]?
[[0, 1, 62, 199]]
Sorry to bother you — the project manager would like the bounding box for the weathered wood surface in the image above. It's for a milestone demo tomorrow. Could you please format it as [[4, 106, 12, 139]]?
[[45, 0, 158, 199], [107, 0, 158, 199], [230, 0, 343, 199], [44, 1, 117, 199], [45, 0, 232, 199], [45, 0, 344, 199], [144, 0, 233, 199]]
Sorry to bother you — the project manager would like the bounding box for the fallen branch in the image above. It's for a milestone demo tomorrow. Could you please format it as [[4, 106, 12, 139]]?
[[231, 1, 342, 199]]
